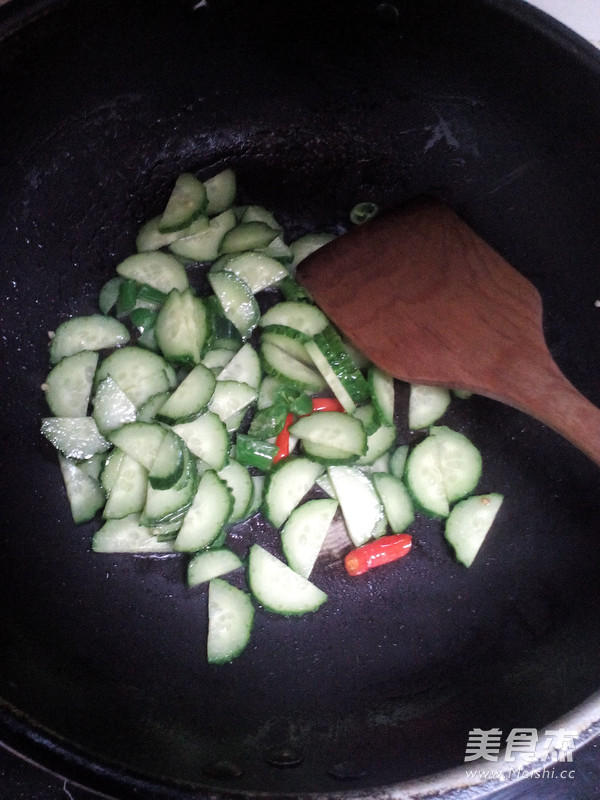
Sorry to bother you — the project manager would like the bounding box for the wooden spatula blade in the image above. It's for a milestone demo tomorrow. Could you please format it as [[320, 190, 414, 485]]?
[[297, 196, 600, 466]]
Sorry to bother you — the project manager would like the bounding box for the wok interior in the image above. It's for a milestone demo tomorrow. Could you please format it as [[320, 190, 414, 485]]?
[[1, 0, 600, 795]]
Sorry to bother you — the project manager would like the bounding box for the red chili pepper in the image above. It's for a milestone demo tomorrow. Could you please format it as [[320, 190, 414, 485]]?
[[273, 412, 295, 463], [344, 533, 412, 576], [311, 397, 345, 413]]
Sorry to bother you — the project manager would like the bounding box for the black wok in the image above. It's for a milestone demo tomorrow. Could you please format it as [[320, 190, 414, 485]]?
[[1, 0, 600, 797]]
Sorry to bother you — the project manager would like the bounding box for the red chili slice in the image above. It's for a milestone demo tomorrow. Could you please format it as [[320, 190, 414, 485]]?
[[311, 397, 345, 413], [344, 533, 412, 576], [273, 412, 295, 463]]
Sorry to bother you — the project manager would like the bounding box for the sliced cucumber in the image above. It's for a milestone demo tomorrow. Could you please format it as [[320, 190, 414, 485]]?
[[259, 301, 328, 338], [301, 439, 358, 466], [92, 513, 174, 553], [41, 417, 111, 460], [305, 327, 370, 412], [261, 328, 312, 365], [155, 289, 209, 365], [174, 469, 233, 552], [289, 411, 366, 457], [92, 376, 137, 435], [281, 498, 338, 578], [188, 548, 243, 587], [58, 454, 105, 523], [405, 435, 449, 518], [208, 380, 257, 424], [260, 341, 325, 392], [239, 204, 282, 231], [389, 444, 409, 479], [156, 364, 216, 424], [247, 544, 327, 616], [207, 579, 254, 664], [288, 232, 336, 271], [95, 347, 176, 408], [444, 493, 504, 567], [158, 173, 207, 233], [116, 251, 189, 293], [136, 215, 183, 252], [170, 208, 236, 262], [212, 251, 288, 294], [217, 458, 254, 524], [142, 446, 198, 525], [172, 411, 229, 470], [219, 221, 279, 255], [355, 423, 396, 467], [369, 366, 395, 427], [204, 168, 236, 216], [44, 350, 99, 417], [208, 270, 260, 341], [103, 453, 148, 519], [327, 465, 384, 547], [217, 342, 262, 389], [49, 315, 129, 364], [108, 422, 166, 471], [408, 384, 451, 430], [372, 471, 414, 533], [262, 457, 324, 528], [148, 429, 185, 490], [430, 426, 482, 504]]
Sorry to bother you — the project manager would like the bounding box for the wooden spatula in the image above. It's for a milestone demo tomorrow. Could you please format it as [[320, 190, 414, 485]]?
[[296, 196, 600, 466]]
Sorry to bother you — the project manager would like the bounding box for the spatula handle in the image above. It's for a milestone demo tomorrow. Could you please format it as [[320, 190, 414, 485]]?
[[498, 348, 600, 467]]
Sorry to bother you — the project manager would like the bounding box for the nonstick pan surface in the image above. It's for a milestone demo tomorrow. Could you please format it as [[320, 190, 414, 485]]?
[[1, 1, 600, 797]]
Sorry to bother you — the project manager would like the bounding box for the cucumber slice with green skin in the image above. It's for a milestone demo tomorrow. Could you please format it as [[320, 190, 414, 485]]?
[[156, 364, 216, 424], [136, 215, 183, 252], [368, 366, 395, 427], [211, 251, 288, 294], [100, 448, 124, 494], [116, 251, 189, 293], [103, 453, 148, 519], [260, 341, 326, 392], [44, 350, 99, 417], [216, 342, 262, 389], [204, 168, 236, 216], [98, 276, 123, 314], [155, 289, 209, 365], [247, 545, 327, 616], [305, 328, 370, 413], [217, 458, 254, 523], [172, 411, 229, 470], [108, 422, 166, 471], [188, 548, 243, 587], [259, 301, 328, 338], [148, 429, 185, 490], [405, 435, 449, 518], [208, 380, 257, 424], [49, 316, 130, 364], [131, 389, 170, 422], [289, 411, 367, 457], [299, 439, 359, 466], [203, 348, 235, 373], [444, 493, 504, 567], [355, 423, 397, 467], [327, 465, 384, 547], [142, 446, 198, 526], [389, 444, 409, 479], [158, 173, 207, 233], [219, 221, 279, 255], [259, 234, 293, 264], [92, 514, 175, 553], [281, 498, 339, 578], [95, 347, 176, 408], [408, 384, 452, 430], [41, 417, 111, 460], [170, 208, 236, 262], [372, 472, 414, 533], [261, 330, 313, 366], [58, 455, 105, 523], [92, 376, 137, 435], [247, 474, 265, 518], [430, 426, 482, 504], [174, 469, 233, 552], [288, 232, 336, 272], [208, 270, 260, 341], [351, 403, 380, 437], [239, 204, 282, 231], [262, 457, 324, 529], [207, 579, 254, 664]]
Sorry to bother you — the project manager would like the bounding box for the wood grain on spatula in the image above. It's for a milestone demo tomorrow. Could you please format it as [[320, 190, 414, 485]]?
[[297, 196, 600, 466]]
